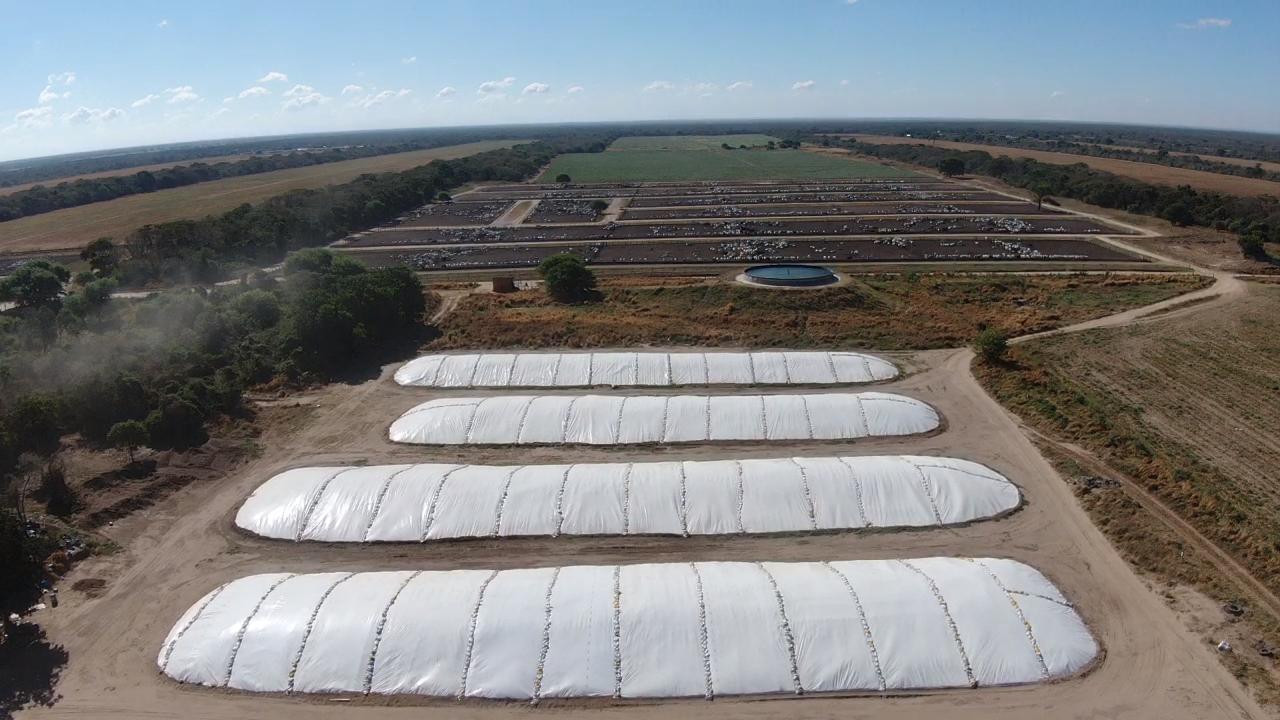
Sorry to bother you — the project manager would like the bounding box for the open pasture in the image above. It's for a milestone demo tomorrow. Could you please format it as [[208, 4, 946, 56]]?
[[537, 135, 914, 183]]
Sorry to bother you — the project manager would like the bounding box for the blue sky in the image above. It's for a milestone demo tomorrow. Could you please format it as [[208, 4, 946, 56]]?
[[2, 0, 1277, 161]]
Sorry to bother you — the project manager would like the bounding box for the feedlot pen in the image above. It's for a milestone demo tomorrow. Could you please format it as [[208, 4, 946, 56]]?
[[335, 177, 1148, 272]]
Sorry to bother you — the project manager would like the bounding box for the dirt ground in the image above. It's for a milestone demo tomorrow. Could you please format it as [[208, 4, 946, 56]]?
[[845, 134, 1280, 198], [19, 347, 1266, 716]]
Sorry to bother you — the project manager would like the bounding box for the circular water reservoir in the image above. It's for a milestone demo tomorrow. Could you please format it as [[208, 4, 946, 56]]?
[[744, 264, 838, 287]]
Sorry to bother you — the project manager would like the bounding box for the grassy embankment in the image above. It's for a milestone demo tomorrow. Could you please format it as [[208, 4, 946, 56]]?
[[431, 273, 1207, 350]]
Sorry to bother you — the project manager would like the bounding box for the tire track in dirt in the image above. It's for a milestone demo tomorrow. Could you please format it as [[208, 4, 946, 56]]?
[[972, 211, 1280, 629]]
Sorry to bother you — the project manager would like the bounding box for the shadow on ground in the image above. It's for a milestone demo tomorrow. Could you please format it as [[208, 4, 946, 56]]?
[[0, 621, 67, 718]]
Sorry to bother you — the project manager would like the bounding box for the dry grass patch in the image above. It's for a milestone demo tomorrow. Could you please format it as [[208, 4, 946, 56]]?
[[432, 273, 1207, 351], [0, 140, 519, 254], [978, 283, 1280, 598], [1042, 450, 1280, 708]]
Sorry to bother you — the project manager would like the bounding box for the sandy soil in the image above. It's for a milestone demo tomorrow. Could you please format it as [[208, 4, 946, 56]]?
[[846, 134, 1280, 198], [20, 357, 1266, 716]]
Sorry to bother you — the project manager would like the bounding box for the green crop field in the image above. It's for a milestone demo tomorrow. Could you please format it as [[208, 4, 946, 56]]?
[[537, 135, 916, 182]]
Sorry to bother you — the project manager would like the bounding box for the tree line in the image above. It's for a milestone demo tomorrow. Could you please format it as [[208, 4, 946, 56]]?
[[0, 134, 518, 222], [0, 250, 428, 609], [84, 137, 605, 286], [824, 137, 1279, 261]]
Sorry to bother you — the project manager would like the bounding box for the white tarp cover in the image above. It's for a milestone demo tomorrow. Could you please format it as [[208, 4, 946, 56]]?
[[388, 392, 939, 445], [159, 558, 1096, 699], [394, 351, 898, 388], [236, 456, 1019, 542]]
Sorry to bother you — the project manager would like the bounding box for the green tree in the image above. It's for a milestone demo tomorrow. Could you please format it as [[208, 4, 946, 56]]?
[[590, 199, 609, 212], [538, 253, 597, 303], [107, 420, 149, 462], [144, 397, 208, 450], [282, 248, 364, 277], [0, 260, 70, 309], [1161, 201, 1196, 227], [80, 237, 120, 277], [974, 328, 1009, 364], [1029, 183, 1053, 211], [555, 173, 572, 183], [938, 157, 966, 177]]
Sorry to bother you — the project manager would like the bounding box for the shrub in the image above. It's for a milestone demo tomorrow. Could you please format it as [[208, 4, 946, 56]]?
[[538, 253, 597, 303], [938, 157, 965, 177], [107, 420, 149, 461], [554, 173, 571, 183], [974, 328, 1009, 363], [144, 397, 208, 450]]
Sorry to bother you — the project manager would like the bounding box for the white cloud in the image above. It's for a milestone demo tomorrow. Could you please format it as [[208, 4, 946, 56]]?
[[566, 85, 584, 94], [258, 71, 288, 83], [165, 86, 200, 104], [691, 82, 718, 96], [846, 0, 859, 4], [355, 88, 412, 108], [522, 82, 551, 95], [131, 93, 161, 108], [237, 86, 270, 99], [644, 80, 674, 92], [209, 107, 230, 119], [1049, 90, 1066, 99], [157, 18, 168, 28], [38, 86, 68, 104], [282, 85, 330, 110], [1178, 17, 1231, 29], [47, 71, 75, 86], [13, 106, 54, 129], [840, 79, 850, 86], [402, 56, 417, 65], [726, 81, 752, 91], [477, 76, 516, 94], [64, 106, 124, 125], [341, 84, 364, 95], [436, 86, 458, 99], [792, 80, 816, 91]]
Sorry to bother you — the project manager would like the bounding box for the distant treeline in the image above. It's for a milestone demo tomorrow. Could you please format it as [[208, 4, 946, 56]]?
[[798, 119, 1280, 164], [0, 126, 548, 188], [821, 137, 1279, 259], [859, 131, 1280, 183], [1, 135, 513, 222], [107, 134, 610, 285]]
